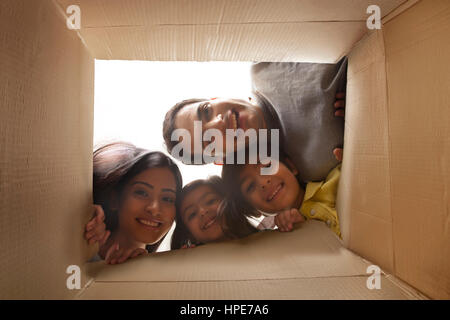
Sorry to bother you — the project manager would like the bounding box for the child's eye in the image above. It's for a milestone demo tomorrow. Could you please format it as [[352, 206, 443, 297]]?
[[134, 189, 148, 197], [206, 198, 219, 205], [163, 196, 175, 204], [246, 182, 255, 193], [188, 212, 196, 221]]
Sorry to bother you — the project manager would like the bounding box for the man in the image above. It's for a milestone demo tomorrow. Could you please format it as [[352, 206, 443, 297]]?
[[163, 58, 347, 182]]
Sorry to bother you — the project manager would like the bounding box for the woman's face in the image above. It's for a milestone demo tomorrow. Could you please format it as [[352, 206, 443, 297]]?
[[180, 185, 225, 244], [238, 161, 303, 213], [117, 167, 177, 245]]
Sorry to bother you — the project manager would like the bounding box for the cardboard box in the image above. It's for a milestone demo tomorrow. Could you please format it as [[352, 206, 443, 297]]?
[[0, 0, 448, 299]]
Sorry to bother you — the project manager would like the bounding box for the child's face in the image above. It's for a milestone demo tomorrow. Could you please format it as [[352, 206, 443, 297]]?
[[117, 167, 177, 245], [180, 185, 225, 244], [238, 161, 302, 213]]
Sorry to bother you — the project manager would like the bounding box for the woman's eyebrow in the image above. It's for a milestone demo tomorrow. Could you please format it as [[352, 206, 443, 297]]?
[[131, 182, 175, 194], [131, 181, 153, 189]]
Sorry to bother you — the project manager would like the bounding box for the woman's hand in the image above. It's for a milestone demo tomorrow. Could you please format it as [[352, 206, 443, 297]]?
[[84, 205, 110, 246], [104, 243, 147, 265], [274, 208, 305, 232]]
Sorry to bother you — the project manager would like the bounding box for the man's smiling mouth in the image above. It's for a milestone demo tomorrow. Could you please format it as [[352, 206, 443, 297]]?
[[230, 110, 239, 130]]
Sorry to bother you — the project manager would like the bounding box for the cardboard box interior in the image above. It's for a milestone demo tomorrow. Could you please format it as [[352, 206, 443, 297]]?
[[0, 0, 448, 299]]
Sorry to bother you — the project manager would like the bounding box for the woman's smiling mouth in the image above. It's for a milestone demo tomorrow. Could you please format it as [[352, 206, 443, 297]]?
[[136, 217, 161, 228]]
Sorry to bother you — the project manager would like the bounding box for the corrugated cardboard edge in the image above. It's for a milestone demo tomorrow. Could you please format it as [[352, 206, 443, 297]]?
[[338, 27, 395, 272], [74, 276, 96, 299], [358, 257, 429, 300], [381, 0, 421, 24]]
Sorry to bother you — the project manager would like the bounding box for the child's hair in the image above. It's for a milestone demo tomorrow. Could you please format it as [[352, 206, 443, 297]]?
[[93, 142, 183, 252], [171, 176, 257, 249]]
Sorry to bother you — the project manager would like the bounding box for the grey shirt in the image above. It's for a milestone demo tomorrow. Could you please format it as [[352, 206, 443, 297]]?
[[251, 57, 348, 182]]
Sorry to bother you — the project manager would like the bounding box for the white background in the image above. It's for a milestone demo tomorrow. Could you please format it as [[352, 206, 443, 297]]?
[[94, 60, 253, 250], [94, 60, 252, 185]]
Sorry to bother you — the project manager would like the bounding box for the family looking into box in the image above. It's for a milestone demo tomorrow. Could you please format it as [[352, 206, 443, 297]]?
[[85, 59, 348, 264]]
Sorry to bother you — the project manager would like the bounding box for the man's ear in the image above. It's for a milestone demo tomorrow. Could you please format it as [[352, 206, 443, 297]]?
[[284, 158, 299, 176]]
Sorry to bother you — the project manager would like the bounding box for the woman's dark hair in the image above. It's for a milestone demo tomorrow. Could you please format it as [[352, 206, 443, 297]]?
[[171, 176, 257, 250], [93, 142, 183, 252]]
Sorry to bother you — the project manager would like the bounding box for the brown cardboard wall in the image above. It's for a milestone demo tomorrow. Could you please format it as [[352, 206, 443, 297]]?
[[384, 0, 450, 299], [1, 0, 448, 300], [80, 221, 420, 300], [54, 0, 406, 63], [0, 0, 94, 299], [339, 0, 450, 299], [338, 29, 394, 273]]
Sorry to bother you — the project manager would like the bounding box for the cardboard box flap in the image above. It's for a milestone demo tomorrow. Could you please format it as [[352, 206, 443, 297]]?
[[87, 221, 370, 282], [55, 0, 406, 27], [81, 221, 422, 299], [337, 28, 394, 273], [0, 0, 94, 299], [339, 0, 450, 299], [384, 0, 450, 299], [53, 0, 406, 62]]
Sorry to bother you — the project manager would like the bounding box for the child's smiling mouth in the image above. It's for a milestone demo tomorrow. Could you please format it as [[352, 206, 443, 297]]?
[[202, 214, 217, 230], [266, 183, 284, 202]]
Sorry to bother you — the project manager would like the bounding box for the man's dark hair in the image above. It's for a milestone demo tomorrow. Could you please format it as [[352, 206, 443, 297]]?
[[163, 98, 207, 154]]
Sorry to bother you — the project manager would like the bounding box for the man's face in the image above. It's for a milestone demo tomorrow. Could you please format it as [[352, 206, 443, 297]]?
[[174, 98, 266, 155]]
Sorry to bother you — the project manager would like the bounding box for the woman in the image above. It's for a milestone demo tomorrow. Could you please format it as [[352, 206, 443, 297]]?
[[85, 142, 182, 264]]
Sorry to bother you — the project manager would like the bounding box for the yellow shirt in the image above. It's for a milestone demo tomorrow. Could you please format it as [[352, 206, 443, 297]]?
[[299, 164, 341, 238]]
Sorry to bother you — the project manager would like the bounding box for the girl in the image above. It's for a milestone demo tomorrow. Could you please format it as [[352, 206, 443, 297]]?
[[171, 176, 257, 249], [221, 156, 341, 238], [84, 142, 182, 264]]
